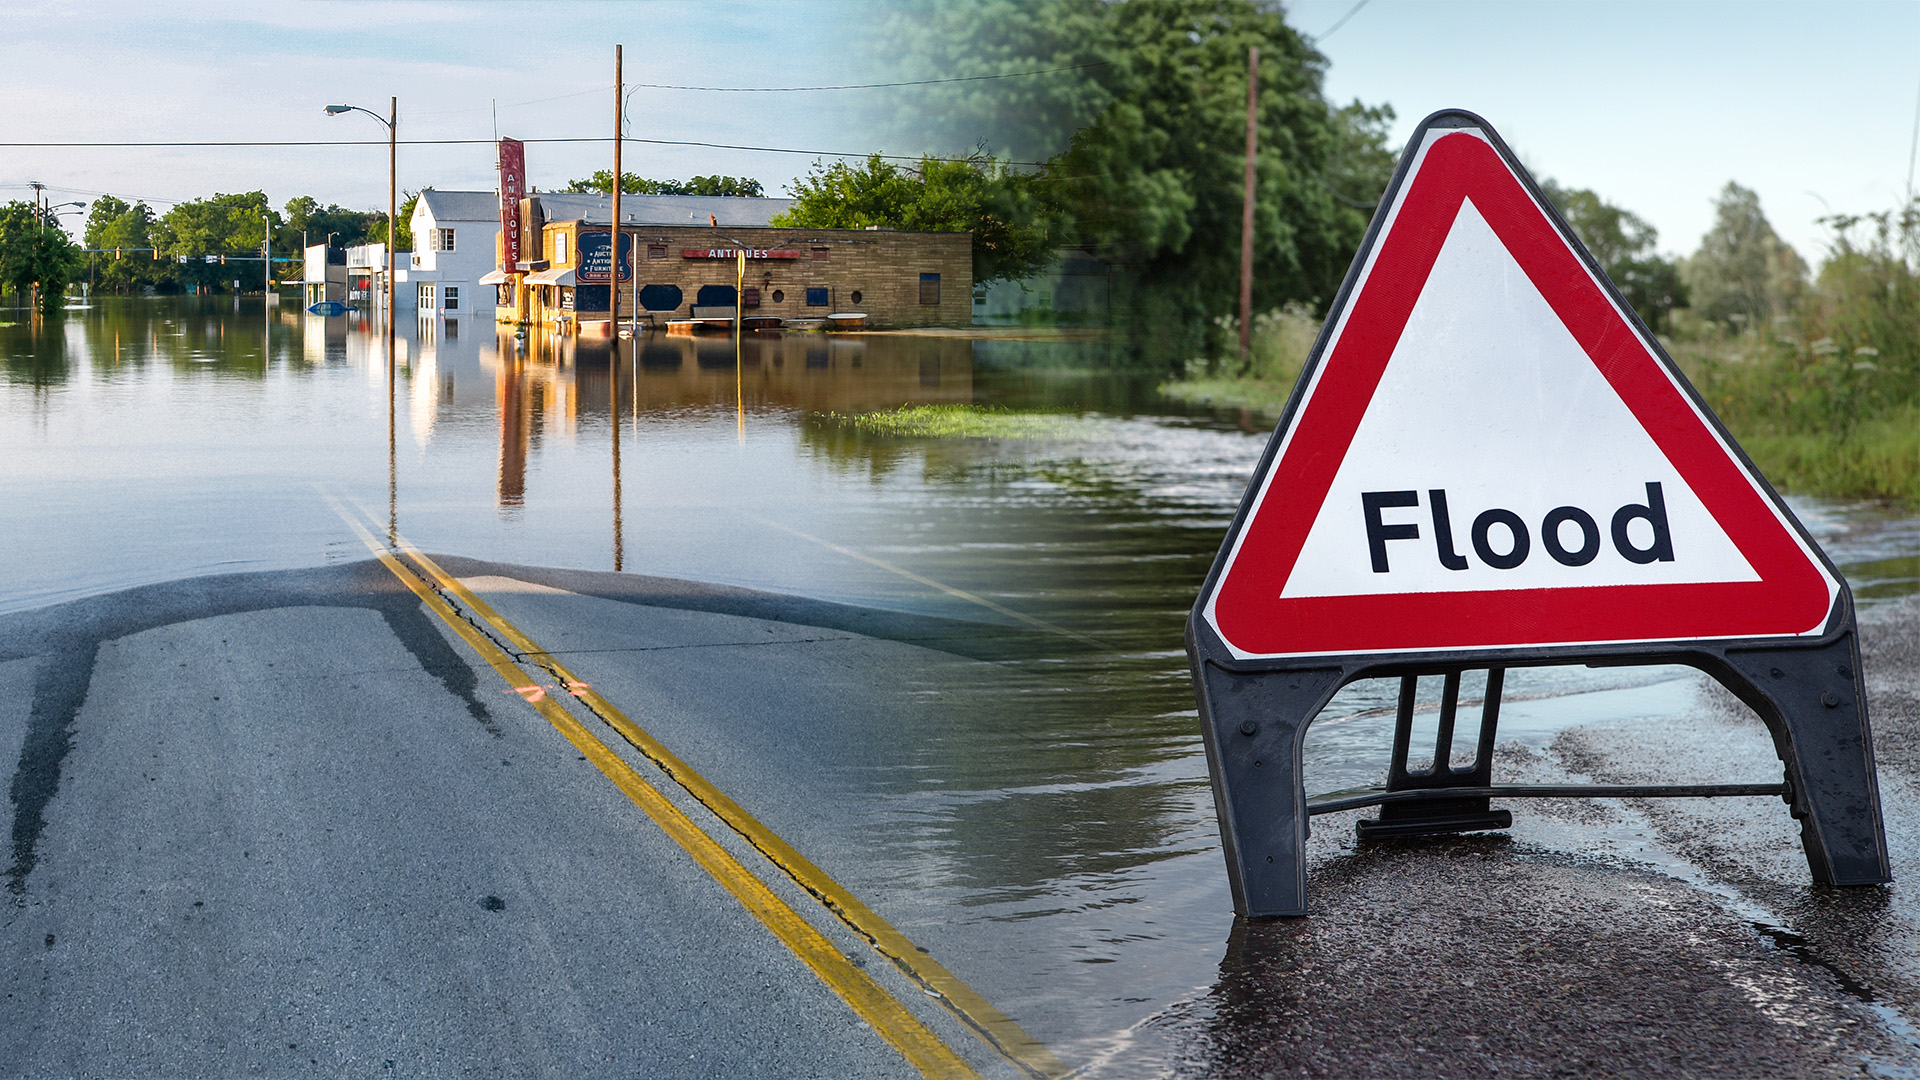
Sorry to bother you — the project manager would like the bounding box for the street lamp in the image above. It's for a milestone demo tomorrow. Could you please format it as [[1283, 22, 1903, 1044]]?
[[325, 99, 397, 367], [327, 98, 399, 540]]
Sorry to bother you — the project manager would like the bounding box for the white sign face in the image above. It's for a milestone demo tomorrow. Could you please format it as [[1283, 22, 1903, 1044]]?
[[1280, 200, 1759, 599], [1196, 121, 1839, 660]]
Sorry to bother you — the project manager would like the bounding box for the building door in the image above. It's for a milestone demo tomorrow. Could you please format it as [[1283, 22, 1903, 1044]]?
[[417, 281, 436, 312]]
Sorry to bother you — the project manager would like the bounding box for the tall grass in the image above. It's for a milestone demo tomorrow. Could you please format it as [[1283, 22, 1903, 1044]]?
[[1160, 212, 1920, 506]]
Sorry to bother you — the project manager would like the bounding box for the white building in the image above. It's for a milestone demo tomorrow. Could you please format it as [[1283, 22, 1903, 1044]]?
[[408, 190, 503, 320]]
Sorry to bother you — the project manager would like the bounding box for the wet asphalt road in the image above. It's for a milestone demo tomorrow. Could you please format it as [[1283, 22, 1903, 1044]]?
[[0, 559, 1916, 1078], [1132, 593, 1920, 1079]]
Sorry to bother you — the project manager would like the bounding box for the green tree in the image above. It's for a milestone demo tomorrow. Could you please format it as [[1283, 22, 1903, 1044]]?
[[770, 153, 1054, 284], [1541, 180, 1686, 333], [882, 0, 1397, 365], [0, 200, 83, 311], [564, 171, 765, 197], [83, 196, 170, 294], [364, 191, 419, 253], [154, 191, 279, 293], [280, 195, 377, 252], [1680, 182, 1807, 332]]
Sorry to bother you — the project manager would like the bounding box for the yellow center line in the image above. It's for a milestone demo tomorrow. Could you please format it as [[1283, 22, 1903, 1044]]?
[[745, 515, 1109, 652], [325, 497, 982, 1080], [364, 517, 1067, 1080]]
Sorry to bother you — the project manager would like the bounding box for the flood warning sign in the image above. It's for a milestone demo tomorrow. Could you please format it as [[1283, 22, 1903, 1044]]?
[[1199, 121, 1838, 660]]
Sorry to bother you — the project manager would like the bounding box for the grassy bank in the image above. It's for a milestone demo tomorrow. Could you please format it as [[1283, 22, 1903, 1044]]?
[[1160, 307, 1917, 505]]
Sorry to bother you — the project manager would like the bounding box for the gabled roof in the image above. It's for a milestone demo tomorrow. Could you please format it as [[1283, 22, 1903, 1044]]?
[[415, 189, 501, 225], [412, 189, 796, 229]]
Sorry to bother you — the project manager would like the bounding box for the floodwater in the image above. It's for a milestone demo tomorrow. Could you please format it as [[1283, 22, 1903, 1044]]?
[[3, 296, 1916, 1071]]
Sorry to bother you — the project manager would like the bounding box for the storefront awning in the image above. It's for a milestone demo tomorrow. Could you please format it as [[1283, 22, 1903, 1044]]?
[[525, 267, 576, 286], [478, 269, 508, 285]]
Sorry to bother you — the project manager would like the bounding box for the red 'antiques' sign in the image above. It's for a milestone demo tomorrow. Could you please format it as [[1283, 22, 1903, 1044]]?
[[498, 138, 525, 270]]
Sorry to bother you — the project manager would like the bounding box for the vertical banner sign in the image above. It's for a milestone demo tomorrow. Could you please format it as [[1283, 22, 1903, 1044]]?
[[1185, 108, 1888, 919], [498, 138, 526, 270]]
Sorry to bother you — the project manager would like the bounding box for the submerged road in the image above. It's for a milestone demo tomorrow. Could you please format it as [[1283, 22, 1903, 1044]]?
[[1, 527, 1917, 1077]]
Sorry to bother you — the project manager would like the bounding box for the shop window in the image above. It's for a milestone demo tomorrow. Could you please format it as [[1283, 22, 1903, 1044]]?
[[919, 273, 940, 305], [639, 284, 683, 311], [560, 287, 575, 311], [806, 287, 829, 307], [443, 286, 458, 311], [648, 244, 667, 260], [497, 284, 512, 305], [849, 289, 863, 305], [771, 288, 784, 304], [811, 247, 830, 260], [554, 233, 569, 263]]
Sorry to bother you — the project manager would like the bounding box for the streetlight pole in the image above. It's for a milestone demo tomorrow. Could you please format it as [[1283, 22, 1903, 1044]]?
[[326, 98, 400, 540], [324, 99, 398, 370]]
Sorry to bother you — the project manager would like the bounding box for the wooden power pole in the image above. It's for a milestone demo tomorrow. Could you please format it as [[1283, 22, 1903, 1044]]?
[[611, 44, 623, 340], [1238, 46, 1259, 362]]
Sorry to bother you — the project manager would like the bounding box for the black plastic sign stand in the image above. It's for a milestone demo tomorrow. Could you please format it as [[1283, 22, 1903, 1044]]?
[[1184, 109, 1890, 919], [1186, 614, 1889, 918]]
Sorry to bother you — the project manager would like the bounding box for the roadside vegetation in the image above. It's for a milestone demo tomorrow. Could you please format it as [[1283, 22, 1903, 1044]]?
[[815, 403, 1099, 440], [1163, 181, 1920, 505]]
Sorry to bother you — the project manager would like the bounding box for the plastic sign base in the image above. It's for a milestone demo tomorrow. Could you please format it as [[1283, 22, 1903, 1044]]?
[[1187, 622, 1889, 919], [1185, 109, 1889, 919]]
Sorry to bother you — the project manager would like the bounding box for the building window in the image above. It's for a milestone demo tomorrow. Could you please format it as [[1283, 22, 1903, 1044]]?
[[771, 288, 784, 304], [433, 228, 456, 252], [553, 233, 569, 263], [811, 247, 830, 260], [443, 285, 459, 311], [919, 273, 940, 305], [805, 287, 828, 307], [973, 284, 988, 306], [849, 289, 863, 306], [648, 244, 667, 260], [417, 281, 435, 310]]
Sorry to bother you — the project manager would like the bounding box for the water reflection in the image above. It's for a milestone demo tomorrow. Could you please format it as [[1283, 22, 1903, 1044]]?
[[2, 297, 1917, 1075]]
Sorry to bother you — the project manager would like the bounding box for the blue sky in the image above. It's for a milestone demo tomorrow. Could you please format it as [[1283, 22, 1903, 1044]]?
[[3, 0, 1915, 265]]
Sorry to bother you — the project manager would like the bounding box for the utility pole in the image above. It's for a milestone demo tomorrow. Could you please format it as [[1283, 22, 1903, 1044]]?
[[610, 43, 625, 571], [1238, 45, 1259, 362], [611, 44, 623, 341], [388, 96, 397, 374], [263, 206, 272, 298], [28, 181, 46, 311]]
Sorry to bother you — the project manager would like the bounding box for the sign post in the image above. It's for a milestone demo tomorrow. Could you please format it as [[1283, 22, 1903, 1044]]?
[[1187, 110, 1889, 918]]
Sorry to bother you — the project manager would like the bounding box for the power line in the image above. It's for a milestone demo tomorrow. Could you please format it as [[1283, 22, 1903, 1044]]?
[[0, 136, 1048, 167], [1310, 0, 1370, 43], [628, 61, 1111, 93]]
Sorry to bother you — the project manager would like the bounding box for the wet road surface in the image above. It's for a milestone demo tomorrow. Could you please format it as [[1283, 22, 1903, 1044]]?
[[2, 550, 1917, 1077]]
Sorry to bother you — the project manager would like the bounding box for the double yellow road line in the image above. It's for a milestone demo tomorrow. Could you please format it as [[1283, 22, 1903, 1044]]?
[[327, 497, 1065, 1080]]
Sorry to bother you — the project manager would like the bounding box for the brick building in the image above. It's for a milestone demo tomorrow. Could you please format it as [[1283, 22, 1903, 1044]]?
[[487, 194, 972, 333]]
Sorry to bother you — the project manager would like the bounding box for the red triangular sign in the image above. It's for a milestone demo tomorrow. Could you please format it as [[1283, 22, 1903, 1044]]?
[[1201, 116, 1838, 660]]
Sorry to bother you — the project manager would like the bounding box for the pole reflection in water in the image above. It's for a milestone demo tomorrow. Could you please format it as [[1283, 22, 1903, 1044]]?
[[497, 331, 527, 510], [386, 333, 397, 545], [611, 337, 624, 571]]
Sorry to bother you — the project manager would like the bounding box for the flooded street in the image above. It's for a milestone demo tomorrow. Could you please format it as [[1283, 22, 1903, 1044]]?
[[3, 297, 1919, 1076]]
